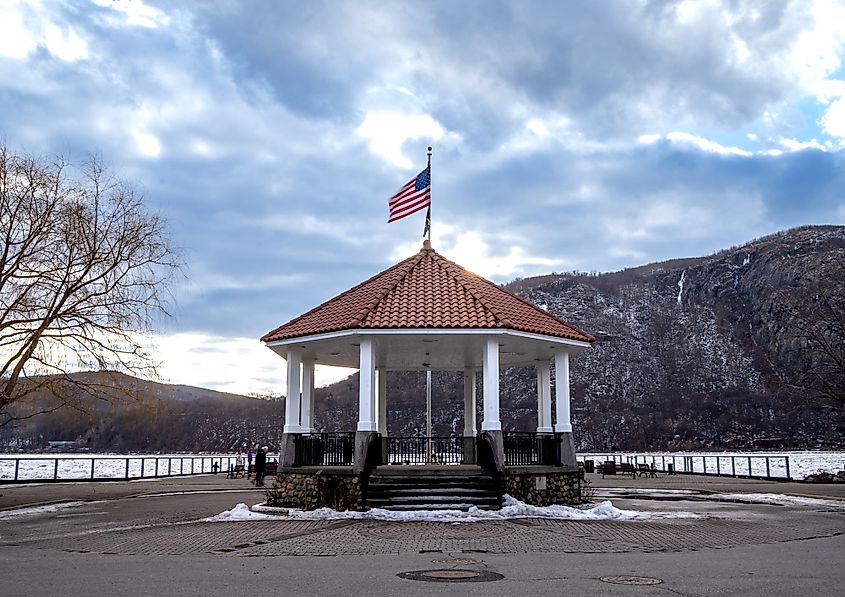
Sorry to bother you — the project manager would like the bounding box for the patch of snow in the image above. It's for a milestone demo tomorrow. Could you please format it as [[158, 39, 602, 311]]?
[[712, 493, 845, 510], [201, 502, 284, 522], [0, 501, 88, 520], [251, 496, 703, 522], [676, 271, 686, 305], [742, 254, 751, 266], [596, 488, 700, 496]]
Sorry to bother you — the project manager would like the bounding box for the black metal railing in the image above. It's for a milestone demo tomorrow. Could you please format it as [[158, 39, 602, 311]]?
[[386, 436, 464, 465], [0, 455, 240, 483], [580, 452, 792, 480], [503, 432, 559, 466], [294, 433, 354, 466]]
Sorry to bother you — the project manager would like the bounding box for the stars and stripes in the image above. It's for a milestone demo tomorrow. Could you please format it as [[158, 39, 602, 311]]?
[[388, 166, 431, 223]]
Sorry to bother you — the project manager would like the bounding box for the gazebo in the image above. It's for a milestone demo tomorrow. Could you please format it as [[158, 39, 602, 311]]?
[[261, 240, 594, 510]]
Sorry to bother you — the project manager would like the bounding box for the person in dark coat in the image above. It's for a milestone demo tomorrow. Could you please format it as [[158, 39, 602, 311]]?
[[254, 445, 267, 486]]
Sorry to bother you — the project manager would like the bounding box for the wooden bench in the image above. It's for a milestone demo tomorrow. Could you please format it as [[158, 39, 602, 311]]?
[[637, 463, 657, 478], [226, 464, 246, 479], [619, 463, 637, 478], [597, 461, 638, 478], [598, 461, 616, 478]]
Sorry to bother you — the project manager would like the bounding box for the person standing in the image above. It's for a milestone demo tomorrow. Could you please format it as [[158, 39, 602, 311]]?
[[254, 445, 267, 486], [247, 447, 254, 477], [235, 449, 244, 475]]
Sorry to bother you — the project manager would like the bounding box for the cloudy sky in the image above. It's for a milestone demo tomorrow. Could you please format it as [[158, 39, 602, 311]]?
[[1, 0, 844, 395]]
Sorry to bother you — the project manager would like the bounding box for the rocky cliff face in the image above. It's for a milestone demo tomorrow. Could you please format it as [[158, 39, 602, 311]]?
[[509, 225, 845, 450], [4, 227, 842, 453], [315, 226, 845, 451]]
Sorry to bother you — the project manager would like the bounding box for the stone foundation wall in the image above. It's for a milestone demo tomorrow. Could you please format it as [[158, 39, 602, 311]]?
[[266, 469, 363, 511], [502, 469, 582, 506]]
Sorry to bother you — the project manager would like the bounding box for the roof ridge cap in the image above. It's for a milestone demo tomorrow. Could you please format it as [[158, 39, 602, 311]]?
[[351, 249, 427, 326], [260, 252, 422, 342]]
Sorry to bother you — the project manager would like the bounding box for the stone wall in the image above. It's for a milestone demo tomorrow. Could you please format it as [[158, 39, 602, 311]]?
[[502, 468, 582, 506], [265, 467, 363, 511], [265, 466, 582, 510]]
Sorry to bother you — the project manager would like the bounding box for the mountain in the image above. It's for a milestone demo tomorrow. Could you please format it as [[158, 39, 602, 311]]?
[[3, 226, 843, 453], [313, 225, 845, 451], [0, 371, 282, 452]]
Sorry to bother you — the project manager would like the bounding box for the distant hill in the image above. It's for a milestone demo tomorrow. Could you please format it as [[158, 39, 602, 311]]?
[[3, 226, 843, 453], [314, 225, 845, 451], [0, 371, 282, 452]]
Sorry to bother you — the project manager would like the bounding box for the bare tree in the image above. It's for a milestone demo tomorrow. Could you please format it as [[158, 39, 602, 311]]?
[[776, 267, 845, 410], [0, 144, 181, 427]]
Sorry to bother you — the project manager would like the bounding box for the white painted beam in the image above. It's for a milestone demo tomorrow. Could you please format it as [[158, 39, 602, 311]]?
[[301, 360, 315, 433], [463, 367, 477, 436], [554, 350, 572, 433], [357, 338, 377, 432], [537, 362, 553, 433], [283, 349, 302, 433], [481, 338, 502, 431], [377, 368, 387, 435]]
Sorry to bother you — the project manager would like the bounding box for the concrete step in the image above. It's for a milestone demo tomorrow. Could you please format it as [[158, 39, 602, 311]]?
[[366, 465, 501, 511], [370, 502, 498, 512]]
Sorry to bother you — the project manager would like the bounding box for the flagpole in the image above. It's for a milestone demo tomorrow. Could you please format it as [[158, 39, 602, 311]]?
[[423, 146, 432, 242]]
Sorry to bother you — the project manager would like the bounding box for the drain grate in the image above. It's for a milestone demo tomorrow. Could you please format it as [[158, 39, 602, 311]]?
[[398, 569, 504, 583], [600, 575, 663, 586]]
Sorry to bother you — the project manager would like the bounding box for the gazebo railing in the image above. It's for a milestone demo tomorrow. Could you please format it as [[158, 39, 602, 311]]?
[[294, 433, 355, 466], [503, 432, 559, 466], [386, 436, 464, 465], [292, 432, 563, 467]]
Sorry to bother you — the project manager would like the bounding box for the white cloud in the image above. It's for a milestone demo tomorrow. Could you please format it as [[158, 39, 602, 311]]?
[[788, 0, 845, 92], [43, 22, 88, 61], [356, 111, 460, 169], [665, 132, 752, 157], [0, 1, 38, 59], [390, 223, 565, 281], [775, 137, 828, 152], [152, 333, 350, 396], [820, 97, 845, 139], [638, 133, 662, 145], [92, 0, 170, 29], [602, 190, 765, 245], [0, 1, 87, 62], [132, 129, 162, 158]]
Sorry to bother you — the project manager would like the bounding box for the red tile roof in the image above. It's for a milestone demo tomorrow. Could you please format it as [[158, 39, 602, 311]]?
[[261, 242, 594, 343]]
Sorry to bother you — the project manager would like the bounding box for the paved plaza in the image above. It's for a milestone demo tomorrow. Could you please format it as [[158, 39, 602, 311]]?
[[1, 473, 844, 596]]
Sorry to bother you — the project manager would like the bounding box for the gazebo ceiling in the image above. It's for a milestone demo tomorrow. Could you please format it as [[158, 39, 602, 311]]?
[[262, 241, 594, 364], [266, 329, 589, 370]]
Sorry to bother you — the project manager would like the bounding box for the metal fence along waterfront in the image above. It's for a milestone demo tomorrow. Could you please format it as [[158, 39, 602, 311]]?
[[581, 452, 792, 480], [0, 455, 244, 483]]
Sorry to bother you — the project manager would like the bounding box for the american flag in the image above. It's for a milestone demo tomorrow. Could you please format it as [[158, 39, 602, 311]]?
[[388, 166, 431, 223]]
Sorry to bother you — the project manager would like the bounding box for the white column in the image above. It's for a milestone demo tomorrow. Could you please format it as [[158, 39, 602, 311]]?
[[301, 360, 316, 433], [463, 367, 477, 436], [357, 337, 377, 432], [554, 350, 572, 433], [481, 338, 501, 431], [377, 368, 387, 434], [536, 362, 553, 433], [283, 349, 302, 433]]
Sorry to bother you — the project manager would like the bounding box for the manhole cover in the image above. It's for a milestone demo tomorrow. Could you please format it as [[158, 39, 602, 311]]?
[[600, 575, 663, 586], [397, 569, 504, 583], [424, 570, 480, 580], [431, 557, 484, 565]]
